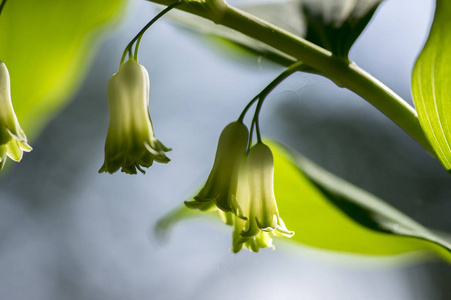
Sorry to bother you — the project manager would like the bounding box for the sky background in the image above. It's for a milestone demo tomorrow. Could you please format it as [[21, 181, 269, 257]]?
[[0, 0, 450, 299]]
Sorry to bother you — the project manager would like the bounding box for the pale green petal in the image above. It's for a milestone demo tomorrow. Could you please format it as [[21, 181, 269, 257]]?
[[190, 121, 248, 212], [0, 145, 7, 170], [275, 217, 295, 237], [18, 141, 32, 152], [255, 232, 274, 249], [218, 210, 234, 226], [6, 139, 23, 162], [184, 199, 216, 211]]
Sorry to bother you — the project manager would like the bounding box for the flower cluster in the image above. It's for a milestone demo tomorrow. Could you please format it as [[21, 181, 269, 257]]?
[[99, 59, 170, 175], [186, 121, 293, 252], [0, 61, 32, 170], [98, 3, 293, 253]]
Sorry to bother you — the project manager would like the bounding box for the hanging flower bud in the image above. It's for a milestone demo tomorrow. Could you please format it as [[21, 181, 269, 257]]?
[[0, 61, 32, 170], [185, 121, 248, 214], [233, 143, 294, 252], [99, 59, 170, 175]]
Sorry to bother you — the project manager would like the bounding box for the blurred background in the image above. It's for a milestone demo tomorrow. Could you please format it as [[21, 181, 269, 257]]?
[[0, 0, 450, 299]]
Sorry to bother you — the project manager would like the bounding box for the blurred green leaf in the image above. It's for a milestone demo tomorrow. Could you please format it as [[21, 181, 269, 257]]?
[[0, 0, 125, 139], [270, 142, 450, 262], [158, 141, 451, 262], [412, 0, 451, 173]]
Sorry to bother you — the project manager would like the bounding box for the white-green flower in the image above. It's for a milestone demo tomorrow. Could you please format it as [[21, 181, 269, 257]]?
[[230, 212, 275, 253], [185, 121, 248, 214], [233, 143, 294, 252], [0, 61, 32, 170], [99, 59, 170, 175]]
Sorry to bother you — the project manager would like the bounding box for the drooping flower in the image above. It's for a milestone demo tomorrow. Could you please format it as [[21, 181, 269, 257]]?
[[99, 59, 170, 175], [0, 61, 32, 170], [185, 121, 248, 214], [230, 211, 275, 253], [232, 143, 294, 252]]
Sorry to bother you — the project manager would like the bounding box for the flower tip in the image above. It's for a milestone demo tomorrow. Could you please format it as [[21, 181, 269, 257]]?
[[256, 214, 278, 232], [275, 217, 294, 237], [185, 199, 216, 211], [231, 197, 247, 220], [231, 245, 243, 253], [218, 210, 234, 225], [135, 164, 146, 174], [21, 143, 32, 153], [240, 222, 260, 238], [280, 229, 295, 238], [214, 198, 233, 213], [98, 163, 119, 174]]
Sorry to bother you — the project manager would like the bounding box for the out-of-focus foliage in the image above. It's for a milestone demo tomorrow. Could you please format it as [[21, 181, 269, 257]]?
[[412, 0, 451, 173], [270, 142, 450, 262], [158, 142, 451, 262], [0, 0, 125, 140]]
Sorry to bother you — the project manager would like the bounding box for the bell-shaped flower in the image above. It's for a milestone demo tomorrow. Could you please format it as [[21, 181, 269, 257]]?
[[185, 121, 248, 214], [0, 61, 32, 170], [233, 143, 294, 252], [99, 59, 170, 175]]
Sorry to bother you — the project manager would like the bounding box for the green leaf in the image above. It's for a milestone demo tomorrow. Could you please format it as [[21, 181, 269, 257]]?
[[157, 141, 451, 262], [0, 0, 126, 139], [412, 0, 451, 172], [270, 142, 450, 262], [302, 0, 383, 58]]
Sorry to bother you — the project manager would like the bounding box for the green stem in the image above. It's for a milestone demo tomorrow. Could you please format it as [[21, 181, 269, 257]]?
[[253, 62, 305, 144], [134, 35, 143, 60], [220, 6, 433, 155], [253, 100, 262, 144], [121, 1, 184, 65], [238, 94, 258, 123], [239, 62, 304, 147], [0, 0, 8, 16], [239, 62, 304, 123], [259, 62, 304, 102], [147, 0, 434, 156], [248, 120, 255, 152]]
